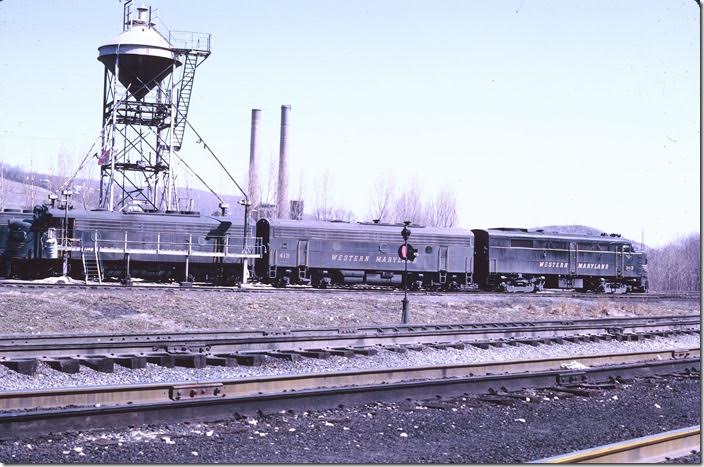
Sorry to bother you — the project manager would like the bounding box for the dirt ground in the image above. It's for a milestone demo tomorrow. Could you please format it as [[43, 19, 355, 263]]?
[[0, 286, 698, 335]]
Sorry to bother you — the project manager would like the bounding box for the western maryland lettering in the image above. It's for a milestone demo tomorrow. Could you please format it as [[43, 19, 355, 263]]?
[[577, 263, 609, 270], [539, 261, 609, 270], [331, 254, 416, 264], [331, 254, 370, 262], [538, 261, 568, 268]]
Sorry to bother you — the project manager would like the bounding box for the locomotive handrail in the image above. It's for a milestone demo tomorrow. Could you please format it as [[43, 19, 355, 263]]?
[[54, 232, 263, 259]]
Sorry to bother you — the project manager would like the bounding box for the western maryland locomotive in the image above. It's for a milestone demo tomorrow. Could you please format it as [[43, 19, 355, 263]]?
[[472, 228, 647, 293], [255, 220, 647, 293], [254, 219, 474, 290], [2, 205, 252, 284], [1, 206, 648, 293]]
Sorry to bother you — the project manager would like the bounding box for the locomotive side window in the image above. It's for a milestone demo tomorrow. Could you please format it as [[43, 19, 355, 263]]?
[[281, 242, 288, 249], [510, 239, 532, 248], [425, 246, 433, 254]]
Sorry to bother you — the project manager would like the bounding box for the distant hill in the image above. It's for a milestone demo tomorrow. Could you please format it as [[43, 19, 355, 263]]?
[[0, 165, 247, 217], [0, 178, 53, 210]]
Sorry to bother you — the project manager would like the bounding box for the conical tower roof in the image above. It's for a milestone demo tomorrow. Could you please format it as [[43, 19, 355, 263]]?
[[98, 24, 181, 100]]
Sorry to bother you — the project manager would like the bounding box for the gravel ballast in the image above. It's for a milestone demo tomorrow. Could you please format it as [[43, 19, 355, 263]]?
[[0, 375, 698, 463], [0, 335, 697, 391], [0, 286, 698, 334]]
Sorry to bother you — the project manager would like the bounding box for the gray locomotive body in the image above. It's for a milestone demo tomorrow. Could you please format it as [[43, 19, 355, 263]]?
[[472, 228, 648, 293], [3, 206, 249, 284], [255, 219, 474, 290]]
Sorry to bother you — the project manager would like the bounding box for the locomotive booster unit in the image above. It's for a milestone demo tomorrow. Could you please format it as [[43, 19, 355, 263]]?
[[255, 219, 474, 290]]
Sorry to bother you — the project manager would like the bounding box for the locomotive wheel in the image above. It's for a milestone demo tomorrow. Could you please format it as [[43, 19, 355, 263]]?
[[274, 276, 290, 288]]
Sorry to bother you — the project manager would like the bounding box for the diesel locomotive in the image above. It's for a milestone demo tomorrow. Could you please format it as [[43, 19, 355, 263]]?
[[254, 218, 474, 290], [2, 205, 253, 284], [472, 228, 648, 293], [1, 205, 648, 293]]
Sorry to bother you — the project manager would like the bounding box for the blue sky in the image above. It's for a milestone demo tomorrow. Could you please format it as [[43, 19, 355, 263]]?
[[0, 0, 699, 246]]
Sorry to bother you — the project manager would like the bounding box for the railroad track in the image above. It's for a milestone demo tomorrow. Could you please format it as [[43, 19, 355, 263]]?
[[533, 425, 701, 463], [0, 279, 698, 301], [0, 315, 698, 374], [0, 348, 698, 440]]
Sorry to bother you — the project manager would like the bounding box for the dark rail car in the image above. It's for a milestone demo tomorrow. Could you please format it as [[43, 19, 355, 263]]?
[[472, 228, 648, 293], [3, 206, 250, 284], [255, 219, 474, 290]]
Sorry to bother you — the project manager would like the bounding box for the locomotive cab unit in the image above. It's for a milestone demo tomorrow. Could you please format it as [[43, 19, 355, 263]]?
[[3, 205, 253, 284], [255, 218, 475, 290], [472, 228, 648, 293]]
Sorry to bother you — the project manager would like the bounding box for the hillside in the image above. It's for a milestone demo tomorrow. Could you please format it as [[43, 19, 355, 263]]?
[[0, 168, 245, 216], [0, 178, 53, 210]]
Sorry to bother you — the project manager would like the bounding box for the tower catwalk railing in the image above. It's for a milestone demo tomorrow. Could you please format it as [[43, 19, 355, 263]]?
[[169, 30, 211, 152]]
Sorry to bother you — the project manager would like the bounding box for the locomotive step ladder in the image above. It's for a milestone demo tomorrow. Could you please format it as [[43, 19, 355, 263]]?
[[81, 245, 103, 284]]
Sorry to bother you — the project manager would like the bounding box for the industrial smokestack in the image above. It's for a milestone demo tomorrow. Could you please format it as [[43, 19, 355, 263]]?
[[277, 104, 291, 219], [248, 109, 261, 212]]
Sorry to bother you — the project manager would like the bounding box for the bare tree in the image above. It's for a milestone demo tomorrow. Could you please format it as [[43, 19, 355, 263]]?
[[313, 171, 334, 221], [648, 233, 701, 292], [391, 183, 427, 225], [260, 151, 278, 206], [331, 207, 356, 222], [367, 174, 396, 222], [428, 189, 458, 227]]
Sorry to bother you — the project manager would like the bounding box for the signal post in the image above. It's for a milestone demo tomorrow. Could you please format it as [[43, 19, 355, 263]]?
[[399, 221, 418, 324]]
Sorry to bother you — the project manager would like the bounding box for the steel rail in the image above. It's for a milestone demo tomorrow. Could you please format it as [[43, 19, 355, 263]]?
[[532, 425, 701, 463], [0, 349, 698, 439], [0, 316, 697, 359], [0, 280, 699, 300], [0, 348, 697, 411]]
